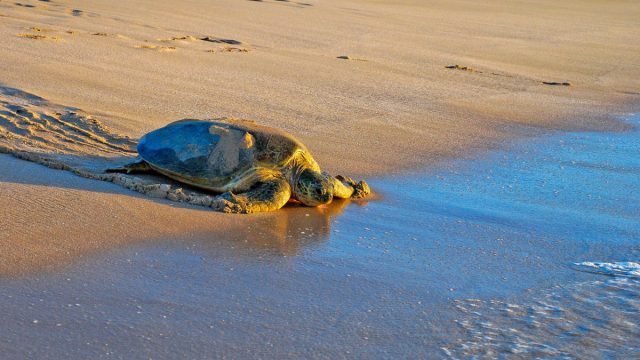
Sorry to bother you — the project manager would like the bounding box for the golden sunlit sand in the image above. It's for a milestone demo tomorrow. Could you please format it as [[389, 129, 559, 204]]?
[[1, 0, 639, 271]]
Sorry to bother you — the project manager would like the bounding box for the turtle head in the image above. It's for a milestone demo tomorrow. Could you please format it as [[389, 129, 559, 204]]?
[[293, 168, 333, 207]]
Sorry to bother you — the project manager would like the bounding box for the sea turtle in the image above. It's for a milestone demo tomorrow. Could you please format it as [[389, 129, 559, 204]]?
[[108, 118, 370, 213]]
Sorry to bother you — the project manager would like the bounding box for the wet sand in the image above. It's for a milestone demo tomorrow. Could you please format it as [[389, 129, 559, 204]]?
[[2, 115, 639, 357]]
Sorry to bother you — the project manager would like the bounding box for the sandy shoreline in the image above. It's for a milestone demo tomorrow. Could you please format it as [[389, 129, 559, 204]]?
[[0, 0, 638, 271], [2, 0, 639, 175], [0, 0, 637, 275], [1, 114, 638, 357], [1, 152, 360, 276], [1, 0, 640, 356]]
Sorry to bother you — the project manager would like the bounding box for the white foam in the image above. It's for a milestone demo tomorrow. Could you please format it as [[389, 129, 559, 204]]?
[[574, 261, 640, 278]]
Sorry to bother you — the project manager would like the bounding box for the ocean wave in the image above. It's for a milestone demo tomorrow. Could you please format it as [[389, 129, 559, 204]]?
[[573, 261, 640, 278], [443, 276, 640, 359]]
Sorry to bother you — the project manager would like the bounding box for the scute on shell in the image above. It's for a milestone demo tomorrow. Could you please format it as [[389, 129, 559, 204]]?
[[137, 119, 303, 188]]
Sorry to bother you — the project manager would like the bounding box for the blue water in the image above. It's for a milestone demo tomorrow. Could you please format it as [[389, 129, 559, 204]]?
[[316, 113, 640, 301], [0, 114, 638, 358], [374, 116, 639, 245]]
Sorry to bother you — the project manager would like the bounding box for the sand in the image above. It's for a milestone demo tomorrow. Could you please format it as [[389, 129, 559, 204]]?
[[0, 0, 638, 275], [1, 114, 638, 358], [0, 0, 640, 356], [2, 0, 639, 172]]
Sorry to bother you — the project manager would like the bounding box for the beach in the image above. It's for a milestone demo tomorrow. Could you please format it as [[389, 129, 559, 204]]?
[[1, 0, 640, 358]]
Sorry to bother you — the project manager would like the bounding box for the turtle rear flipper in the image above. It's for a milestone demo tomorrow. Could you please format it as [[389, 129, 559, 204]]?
[[106, 159, 152, 174]]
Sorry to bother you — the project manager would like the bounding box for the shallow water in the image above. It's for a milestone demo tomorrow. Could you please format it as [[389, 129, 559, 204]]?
[[1, 114, 639, 358]]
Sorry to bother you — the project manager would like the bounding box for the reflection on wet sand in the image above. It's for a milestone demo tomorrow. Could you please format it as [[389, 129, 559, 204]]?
[[0, 150, 364, 276], [221, 199, 354, 256]]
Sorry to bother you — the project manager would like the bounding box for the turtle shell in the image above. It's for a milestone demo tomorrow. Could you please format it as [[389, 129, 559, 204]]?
[[137, 119, 306, 190]]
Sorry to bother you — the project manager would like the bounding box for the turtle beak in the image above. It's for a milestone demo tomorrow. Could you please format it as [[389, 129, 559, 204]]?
[[319, 187, 333, 205], [306, 187, 332, 206]]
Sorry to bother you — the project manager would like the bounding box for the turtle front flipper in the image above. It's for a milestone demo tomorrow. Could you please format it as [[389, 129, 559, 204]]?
[[331, 175, 371, 199], [106, 159, 153, 174], [211, 177, 292, 214]]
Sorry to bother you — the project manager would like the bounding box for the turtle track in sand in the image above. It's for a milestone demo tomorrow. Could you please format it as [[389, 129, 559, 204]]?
[[0, 85, 237, 211]]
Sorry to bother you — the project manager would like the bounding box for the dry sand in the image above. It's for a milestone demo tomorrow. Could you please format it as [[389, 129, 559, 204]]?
[[0, 0, 639, 276]]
